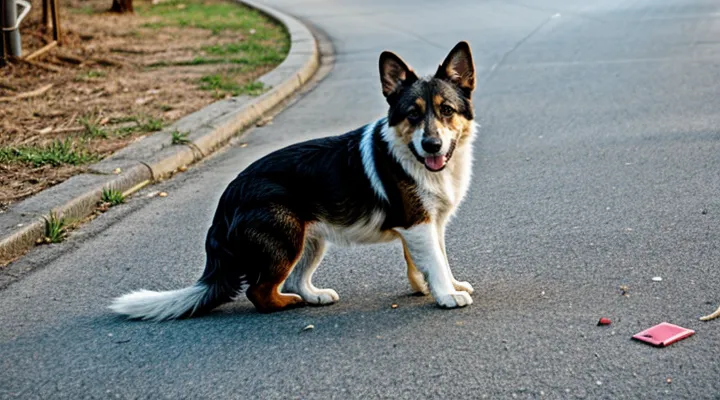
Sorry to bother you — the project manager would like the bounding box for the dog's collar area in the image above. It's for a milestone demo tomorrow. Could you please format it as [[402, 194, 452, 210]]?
[[408, 139, 457, 172]]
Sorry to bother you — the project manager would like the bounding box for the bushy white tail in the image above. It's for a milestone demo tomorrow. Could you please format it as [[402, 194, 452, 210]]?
[[109, 284, 208, 321]]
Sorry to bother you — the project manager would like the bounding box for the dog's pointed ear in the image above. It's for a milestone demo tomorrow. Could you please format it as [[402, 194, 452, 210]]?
[[435, 41, 476, 97], [379, 51, 418, 98]]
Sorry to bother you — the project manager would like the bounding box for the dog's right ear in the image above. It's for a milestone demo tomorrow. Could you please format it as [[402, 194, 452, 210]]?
[[379, 51, 418, 99]]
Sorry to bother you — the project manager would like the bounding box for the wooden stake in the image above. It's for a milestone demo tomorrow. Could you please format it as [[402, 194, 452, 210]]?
[[24, 41, 57, 61], [49, 0, 61, 43], [0, 83, 54, 102]]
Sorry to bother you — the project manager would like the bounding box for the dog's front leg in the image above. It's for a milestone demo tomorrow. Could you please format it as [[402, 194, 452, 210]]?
[[397, 224, 472, 308], [401, 238, 430, 295], [436, 222, 474, 294]]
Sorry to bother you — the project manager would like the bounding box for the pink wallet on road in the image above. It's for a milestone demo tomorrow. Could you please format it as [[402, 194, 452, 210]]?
[[632, 322, 695, 347]]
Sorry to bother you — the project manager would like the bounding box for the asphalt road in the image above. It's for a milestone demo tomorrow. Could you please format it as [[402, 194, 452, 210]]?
[[2, 0, 720, 398]]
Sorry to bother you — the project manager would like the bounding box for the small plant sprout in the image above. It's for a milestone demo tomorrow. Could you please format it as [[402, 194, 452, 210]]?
[[43, 212, 66, 244], [79, 116, 108, 139], [139, 117, 164, 132], [101, 188, 125, 206], [171, 130, 191, 145]]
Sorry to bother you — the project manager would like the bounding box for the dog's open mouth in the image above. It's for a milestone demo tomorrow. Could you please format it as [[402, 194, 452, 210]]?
[[410, 140, 457, 172], [424, 155, 447, 171]]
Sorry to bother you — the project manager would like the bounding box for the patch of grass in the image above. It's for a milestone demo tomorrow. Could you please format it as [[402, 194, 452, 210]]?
[[76, 70, 107, 81], [113, 126, 138, 138], [138, 117, 164, 132], [171, 130, 191, 145], [79, 116, 108, 139], [201, 42, 286, 66], [199, 74, 266, 97], [0, 139, 97, 167], [101, 188, 125, 206], [43, 212, 66, 244], [137, 0, 289, 77], [138, 0, 286, 36], [146, 58, 228, 68], [102, 116, 164, 138], [238, 81, 266, 96]]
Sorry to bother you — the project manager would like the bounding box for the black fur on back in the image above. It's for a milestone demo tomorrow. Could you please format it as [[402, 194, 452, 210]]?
[[196, 120, 424, 308]]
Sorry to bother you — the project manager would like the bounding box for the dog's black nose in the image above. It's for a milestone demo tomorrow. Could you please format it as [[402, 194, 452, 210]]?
[[421, 137, 443, 154]]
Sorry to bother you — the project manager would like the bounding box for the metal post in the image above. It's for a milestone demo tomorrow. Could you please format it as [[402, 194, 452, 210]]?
[[0, 0, 5, 65], [2, 0, 21, 57]]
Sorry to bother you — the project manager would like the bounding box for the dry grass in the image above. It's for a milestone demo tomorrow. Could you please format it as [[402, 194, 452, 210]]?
[[0, 0, 289, 210]]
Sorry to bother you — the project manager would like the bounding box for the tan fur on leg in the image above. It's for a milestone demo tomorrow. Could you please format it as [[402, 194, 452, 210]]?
[[398, 234, 429, 294], [247, 283, 303, 313]]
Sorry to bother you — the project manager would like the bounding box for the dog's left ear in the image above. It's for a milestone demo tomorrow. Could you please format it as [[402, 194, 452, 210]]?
[[435, 41, 476, 98]]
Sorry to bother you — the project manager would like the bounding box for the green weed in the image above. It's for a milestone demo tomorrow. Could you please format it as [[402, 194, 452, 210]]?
[[171, 130, 191, 145], [138, 117, 164, 132], [101, 188, 125, 206], [0, 139, 97, 167], [79, 117, 108, 139], [199, 74, 265, 97], [43, 212, 66, 244]]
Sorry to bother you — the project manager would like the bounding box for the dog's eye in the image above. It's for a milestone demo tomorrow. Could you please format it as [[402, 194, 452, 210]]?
[[407, 109, 421, 121], [440, 105, 455, 117]]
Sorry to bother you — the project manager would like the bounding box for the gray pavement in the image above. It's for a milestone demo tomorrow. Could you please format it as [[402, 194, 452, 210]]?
[[2, 0, 720, 398]]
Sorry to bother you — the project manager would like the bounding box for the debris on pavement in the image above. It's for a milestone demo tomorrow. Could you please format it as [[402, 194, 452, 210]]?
[[391, 304, 398, 309], [301, 324, 315, 332], [256, 117, 273, 127], [597, 318, 612, 326], [666, 377, 672, 384], [158, 192, 168, 197], [699, 305, 720, 321], [619, 285, 629, 296], [632, 322, 695, 347], [651, 277, 663, 282]]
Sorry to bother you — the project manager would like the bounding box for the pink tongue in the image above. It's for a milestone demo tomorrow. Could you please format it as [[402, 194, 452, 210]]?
[[424, 155, 446, 171]]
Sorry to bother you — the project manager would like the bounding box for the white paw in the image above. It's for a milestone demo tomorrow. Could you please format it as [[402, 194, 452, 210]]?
[[452, 280, 474, 294], [302, 288, 339, 305], [435, 291, 473, 308]]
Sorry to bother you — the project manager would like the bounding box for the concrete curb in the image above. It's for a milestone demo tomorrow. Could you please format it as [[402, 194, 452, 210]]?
[[0, 0, 319, 266]]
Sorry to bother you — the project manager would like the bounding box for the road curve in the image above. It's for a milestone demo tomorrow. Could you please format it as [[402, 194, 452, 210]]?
[[2, 0, 720, 398]]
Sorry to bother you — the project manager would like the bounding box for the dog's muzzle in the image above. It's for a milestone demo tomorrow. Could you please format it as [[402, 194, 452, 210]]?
[[409, 139, 457, 172]]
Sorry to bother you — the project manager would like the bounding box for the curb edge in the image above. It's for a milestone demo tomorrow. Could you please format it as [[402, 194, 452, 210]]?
[[0, 0, 320, 265]]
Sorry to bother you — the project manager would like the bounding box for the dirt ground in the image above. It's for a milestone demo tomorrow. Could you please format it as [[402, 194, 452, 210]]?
[[0, 0, 288, 211]]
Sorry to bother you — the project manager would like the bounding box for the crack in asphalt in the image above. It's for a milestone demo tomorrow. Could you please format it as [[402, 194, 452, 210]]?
[[481, 15, 556, 85]]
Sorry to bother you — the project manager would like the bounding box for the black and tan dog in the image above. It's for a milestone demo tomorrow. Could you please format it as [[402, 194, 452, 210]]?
[[110, 41, 479, 320]]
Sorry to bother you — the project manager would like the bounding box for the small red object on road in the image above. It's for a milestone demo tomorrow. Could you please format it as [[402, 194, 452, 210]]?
[[632, 322, 695, 347], [597, 317, 612, 326]]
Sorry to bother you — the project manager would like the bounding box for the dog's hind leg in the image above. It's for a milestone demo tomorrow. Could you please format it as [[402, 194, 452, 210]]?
[[236, 207, 305, 313], [283, 235, 340, 305]]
